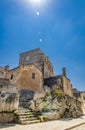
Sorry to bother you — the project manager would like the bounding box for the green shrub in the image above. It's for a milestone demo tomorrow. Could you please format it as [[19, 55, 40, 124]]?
[[42, 107, 50, 112], [51, 90, 65, 99], [42, 93, 50, 102], [14, 113, 19, 120]]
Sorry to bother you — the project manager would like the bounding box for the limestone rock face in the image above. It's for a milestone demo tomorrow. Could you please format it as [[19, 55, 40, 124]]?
[[41, 112, 61, 121], [29, 89, 83, 120], [0, 113, 15, 123], [0, 92, 19, 112], [33, 89, 46, 101], [63, 96, 83, 118], [0, 79, 19, 112]]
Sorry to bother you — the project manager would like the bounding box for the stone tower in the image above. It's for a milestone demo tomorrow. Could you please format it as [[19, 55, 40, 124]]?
[[19, 48, 54, 78]]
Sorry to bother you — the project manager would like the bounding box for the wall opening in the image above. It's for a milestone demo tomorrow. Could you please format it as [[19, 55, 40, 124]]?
[[32, 73, 35, 79], [11, 75, 13, 79]]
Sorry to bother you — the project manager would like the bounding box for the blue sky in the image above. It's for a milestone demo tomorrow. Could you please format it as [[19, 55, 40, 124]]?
[[0, 0, 85, 91]]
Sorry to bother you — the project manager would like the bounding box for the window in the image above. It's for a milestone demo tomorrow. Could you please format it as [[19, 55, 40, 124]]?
[[32, 73, 35, 79], [11, 75, 13, 79]]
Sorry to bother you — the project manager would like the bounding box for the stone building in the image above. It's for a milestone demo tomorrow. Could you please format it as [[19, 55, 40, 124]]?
[[4, 48, 54, 92], [19, 48, 54, 78], [44, 68, 73, 97], [0, 48, 73, 97], [2, 48, 54, 106], [0, 48, 84, 123]]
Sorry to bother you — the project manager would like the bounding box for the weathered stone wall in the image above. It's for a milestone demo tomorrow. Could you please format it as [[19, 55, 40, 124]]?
[[0, 93, 19, 112], [0, 113, 15, 123], [80, 91, 85, 114], [80, 92, 85, 103], [19, 48, 54, 78], [0, 79, 19, 112], [44, 62, 54, 78], [19, 48, 41, 65], [0, 66, 5, 78], [62, 76, 73, 97], [5, 65, 43, 91], [0, 79, 17, 92], [44, 76, 73, 97], [44, 76, 63, 90]]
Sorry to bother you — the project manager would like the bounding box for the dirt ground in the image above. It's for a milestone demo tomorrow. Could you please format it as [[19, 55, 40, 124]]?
[[0, 116, 85, 130]]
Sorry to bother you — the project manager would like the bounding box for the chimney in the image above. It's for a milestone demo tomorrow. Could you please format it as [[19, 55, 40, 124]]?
[[4, 65, 10, 71], [62, 67, 66, 77]]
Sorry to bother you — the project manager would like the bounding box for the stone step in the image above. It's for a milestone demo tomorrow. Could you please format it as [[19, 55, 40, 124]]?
[[19, 119, 40, 125], [15, 109, 31, 113], [15, 112, 32, 115], [19, 115, 36, 118], [15, 113, 35, 116], [19, 117, 38, 121], [14, 108, 41, 125]]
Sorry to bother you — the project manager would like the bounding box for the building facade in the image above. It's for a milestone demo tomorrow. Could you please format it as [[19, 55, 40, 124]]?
[[0, 48, 73, 97], [19, 48, 54, 78], [5, 65, 43, 91]]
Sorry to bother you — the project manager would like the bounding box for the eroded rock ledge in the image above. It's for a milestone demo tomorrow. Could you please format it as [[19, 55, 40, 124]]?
[[29, 86, 83, 121], [0, 79, 19, 123]]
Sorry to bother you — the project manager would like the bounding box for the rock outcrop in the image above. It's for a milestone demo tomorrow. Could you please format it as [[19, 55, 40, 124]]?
[[0, 92, 19, 112], [0, 78, 19, 123], [29, 87, 83, 121]]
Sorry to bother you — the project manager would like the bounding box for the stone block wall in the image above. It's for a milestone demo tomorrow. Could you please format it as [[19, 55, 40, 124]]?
[[19, 48, 54, 78], [5, 65, 43, 91], [62, 76, 73, 97], [44, 75, 73, 97], [44, 76, 63, 90]]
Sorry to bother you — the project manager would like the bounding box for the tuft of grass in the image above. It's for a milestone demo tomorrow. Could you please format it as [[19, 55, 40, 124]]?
[[14, 113, 20, 120], [42, 107, 50, 112], [51, 90, 65, 99]]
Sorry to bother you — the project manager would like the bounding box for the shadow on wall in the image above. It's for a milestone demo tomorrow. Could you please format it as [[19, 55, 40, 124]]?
[[0, 123, 16, 129]]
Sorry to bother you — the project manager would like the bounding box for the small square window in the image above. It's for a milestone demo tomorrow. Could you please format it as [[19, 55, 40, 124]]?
[[32, 73, 35, 79]]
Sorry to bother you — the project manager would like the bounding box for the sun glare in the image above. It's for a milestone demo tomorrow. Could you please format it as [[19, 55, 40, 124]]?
[[29, 0, 42, 5], [23, 0, 49, 8]]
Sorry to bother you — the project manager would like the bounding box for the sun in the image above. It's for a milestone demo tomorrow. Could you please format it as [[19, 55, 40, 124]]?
[[24, 0, 47, 7], [29, 0, 42, 5], [23, 0, 48, 7]]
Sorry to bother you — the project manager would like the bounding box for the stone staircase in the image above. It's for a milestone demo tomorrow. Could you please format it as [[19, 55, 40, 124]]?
[[14, 108, 41, 125]]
